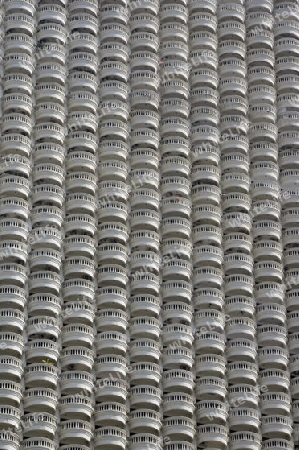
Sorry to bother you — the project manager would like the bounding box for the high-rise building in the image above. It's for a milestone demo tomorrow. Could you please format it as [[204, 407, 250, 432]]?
[[0, 0, 299, 448]]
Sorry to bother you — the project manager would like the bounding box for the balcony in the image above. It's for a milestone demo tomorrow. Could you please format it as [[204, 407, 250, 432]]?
[[96, 309, 127, 333], [193, 287, 224, 310], [257, 304, 286, 326], [259, 347, 287, 371], [60, 371, 94, 395], [0, 239, 28, 263], [65, 193, 96, 216], [64, 214, 96, 237], [23, 387, 57, 413], [226, 339, 257, 362], [63, 279, 94, 303], [195, 376, 226, 401], [33, 143, 64, 166], [195, 354, 226, 378], [28, 271, 60, 295], [229, 432, 262, 450], [250, 142, 278, 163], [129, 434, 163, 450], [60, 420, 92, 445], [197, 424, 228, 447], [192, 224, 222, 247], [60, 347, 93, 372], [161, 301, 192, 325], [191, 185, 221, 207], [196, 400, 227, 424], [60, 395, 93, 421], [98, 202, 128, 224], [226, 317, 255, 340], [96, 287, 126, 311], [27, 316, 60, 340], [195, 331, 225, 355], [94, 402, 126, 426], [68, 92, 98, 113], [24, 363, 58, 389], [218, 3, 244, 21], [130, 149, 158, 170], [25, 339, 59, 364], [192, 245, 222, 269], [225, 296, 255, 318], [130, 361, 160, 387], [161, 280, 192, 305], [130, 11, 159, 33], [226, 361, 258, 385], [252, 220, 281, 241], [95, 331, 127, 356], [160, 22, 188, 44], [254, 261, 283, 282], [163, 369, 194, 394], [163, 417, 195, 441], [225, 274, 254, 298], [98, 264, 127, 288], [286, 289, 299, 311], [68, 71, 97, 93], [261, 415, 292, 439], [130, 295, 160, 318], [61, 323, 94, 349], [94, 427, 126, 450], [189, 12, 217, 32], [30, 227, 62, 251], [28, 294, 61, 318], [130, 230, 159, 252], [95, 378, 126, 403], [160, 41, 188, 62], [4, 52, 34, 75], [131, 210, 159, 231], [130, 339, 160, 363]]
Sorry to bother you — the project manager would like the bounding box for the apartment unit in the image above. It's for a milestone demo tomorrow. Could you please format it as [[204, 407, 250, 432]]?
[[0, 0, 298, 449]]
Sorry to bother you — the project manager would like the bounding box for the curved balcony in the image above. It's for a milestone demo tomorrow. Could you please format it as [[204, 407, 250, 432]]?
[[98, 222, 128, 245], [68, 71, 97, 94], [28, 294, 61, 318], [32, 143, 64, 166], [196, 376, 226, 401], [94, 427, 126, 450], [192, 224, 221, 247], [0, 218, 28, 242], [261, 392, 291, 416], [60, 395, 93, 421], [0, 264, 26, 287], [286, 289, 299, 311], [130, 210, 159, 232], [95, 332, 126, 356], [68, 92, 98, 114], [225, 296, 255, 319], [228, 432, 262, 450], [130, 339, 160, 363], [32, 163, 64, 186], [59, 420, 92, 445], [248, 85, 276, 106], [162, 324, 192, 348], [62, 301, 94, 326], [257, 325, 287, 348], [261, 415, 292, 439], [96, 309, 127, 333], [160, 22, 188, 44], [258, 343, 288, 370], [97, 201, 128, 225], [229, 408, 260, 433], [97, 243, 127, 267], [64, 214, 96, 238], [130, 230, 159, 252], [0, 379, 22, 407], [69, 33, 98, 54], [163, 417, 195, 441], [64, 257, 94, 280], [218, 2, 244, 21], [0, 239, 28, 263], [30, 227, 62, 251], [226, 317, 255, 340], [97, 265, 127, 289], [62, 279, 94, 301], [95, 378, 126, 404], [60, 347, 93, 372], [254, 261, 283, 282], [23, 387, 57, 414], [255, 281, 285, 305], [226, 339, 257, 362], [222, 193, 250, 214], [36, 21, 66, 44], [251, 200, 280, 222], [68, 13, 98, 36], [25, 339, 59, 364], [193, 287, 224, 310], [130, 362, 160, 387], [24, 363, 58, 389], [130, 295, 160, 318], [163, 369, 194, 394], [65, 193, 96, 216], [60, 371, 94, 396], [252, 220, 281, 241], [161, 281, 192, 303], [61, 323, 94, 349], [257, 304, 286, 326], [26, 316, 60, 340], [197, 424, 228, 447], [195, 354, 226, 378], [192, 245, 222, 269], [195, 331, 225, 355], [196, 400, 227, 424], [28, 271, 60, 295], [226, 361, 258, 385], [261, 368, 289, 393], [160, 297, 191, 324]]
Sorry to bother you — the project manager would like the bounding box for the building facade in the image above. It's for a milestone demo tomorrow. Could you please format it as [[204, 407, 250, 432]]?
[[0, 0, 299, 449]]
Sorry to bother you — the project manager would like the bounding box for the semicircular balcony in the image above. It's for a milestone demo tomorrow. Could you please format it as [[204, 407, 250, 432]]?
[[163, 369, 194, 394], [23, 387, 58, 414], [60, 346, 94, 372], [218, 2, 245, 22], [194, 331, 225, 355], [130, 294, 160, 318], [261, 415, 292, 439], [59, 420, 92, 446], [161, 280, 192, 304], [94, 426, 126, 450], [194, 309, 225, 333], [95, 332, 127, 357], [130, 339, 160, 363], [131, 230, 160, 251], [192, 245, 223, 269], [60, 395, 93, 421], [226, 339, 257, 362], [195, 377, 226, 403], [26, 316, 60, 341], [163, 416, 195, 442], [197, 424, 228, 447], [257, 304, 286, 326], [195, 354, 226, 378], [60, 371, 94, 396], [226, 361, 258, 385], [94, 402, 126, 427], [193, 287, 224, 310], [28, 294, 61, 318], [28, 271, 60, 295], [226, 317, 255, 340], [24, 363, 58, 389], [162, 324, 192, 348], [258, 345, 289, 372], [192, 224, 222, 247], [68, 71, 98, 94], [229, 431, 261, 450], [155, 300, 190, 324]]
